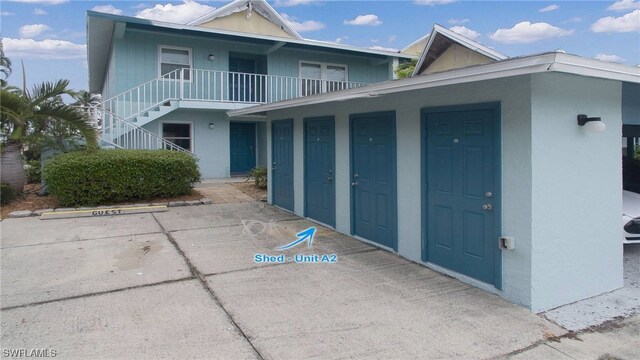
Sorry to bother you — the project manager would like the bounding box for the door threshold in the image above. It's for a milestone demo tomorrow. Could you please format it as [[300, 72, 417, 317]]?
[[421, 261, 500, 295]]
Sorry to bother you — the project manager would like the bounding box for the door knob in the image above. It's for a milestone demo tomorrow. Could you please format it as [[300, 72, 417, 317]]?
[[352, 182, 358, 187], [482, 204, 493, 210], [327, 176, 333, 181]]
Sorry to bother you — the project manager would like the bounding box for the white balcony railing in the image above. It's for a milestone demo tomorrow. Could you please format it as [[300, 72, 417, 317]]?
[[101, 69, 368, 122]]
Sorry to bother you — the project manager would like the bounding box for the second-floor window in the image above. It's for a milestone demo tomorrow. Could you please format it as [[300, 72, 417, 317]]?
[[300, 62, 347, 96], [159, 46, 191, 80]]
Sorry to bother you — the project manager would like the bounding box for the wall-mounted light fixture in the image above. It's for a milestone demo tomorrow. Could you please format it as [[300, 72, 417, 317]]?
[[209, 122, 215, 129], [577, 114, 606, 133], [207, 53, 215, 61]]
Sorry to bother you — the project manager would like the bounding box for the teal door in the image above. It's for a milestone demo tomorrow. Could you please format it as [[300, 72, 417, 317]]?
[[229, 58, 256, 102], [423, 105, 501, 286], [230, 122, 256, 174], [272, 120, 294, 211], [304, 117, 335, 227], [350, 112, 397, 250]]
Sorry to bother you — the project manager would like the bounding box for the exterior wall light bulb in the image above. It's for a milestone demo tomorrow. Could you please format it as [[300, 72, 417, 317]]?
[[584, 120, 606, 133], [209, 122, 215, 129], [208, 54, 215, 61], [577, 114, 605, 133]]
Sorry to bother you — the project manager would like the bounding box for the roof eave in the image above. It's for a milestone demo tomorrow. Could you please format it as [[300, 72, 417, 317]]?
[[229, 53, 640, 117]]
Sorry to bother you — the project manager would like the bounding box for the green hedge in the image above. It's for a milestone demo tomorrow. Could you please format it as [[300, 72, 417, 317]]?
[[1, 183, 16, 205], [43, 150, 201, 206]]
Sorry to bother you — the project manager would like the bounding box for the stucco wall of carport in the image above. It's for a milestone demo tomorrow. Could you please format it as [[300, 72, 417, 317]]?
[[530, 73, 623, 312], [266, 75, 534, 308], [264, 73, 623, 311]]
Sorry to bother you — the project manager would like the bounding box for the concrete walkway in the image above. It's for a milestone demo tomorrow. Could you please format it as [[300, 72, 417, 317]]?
[[196, 182, 255, 204], [0, 202, 634, 359]]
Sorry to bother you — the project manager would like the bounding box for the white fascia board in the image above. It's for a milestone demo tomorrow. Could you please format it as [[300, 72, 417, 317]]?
[[433, 24, 507, 61], [228, 52, 640, 117], [412, 24, 507, 77], [401, 32, 430, 52], [551, 53, 640, 83]]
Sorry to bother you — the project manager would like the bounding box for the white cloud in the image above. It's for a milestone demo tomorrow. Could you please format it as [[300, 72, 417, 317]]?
[[539, 4, 560, 12], [490, 21, 573, 43], [448, 18, 469, 24], [388, 34, 397, 43], [369, 45, 399, 52], [33, 8, 47, 15], [607, 0, 640, 11], [591, 9, 640, 32], [594, 53, 626, 63], [135, 0, 215, 24], [91, 5, 123, 15], [19, 24, 51, 38], [7, 0, 68, 4], [274, 0, 317, 6], [344, 14, 382, 26], [414, 0, 456, 5], [1, 11, 15, 16], [281, 13, 325, 32], [449, 26, 480, 40], [334, 36, 348, 44], [2, 38, 86, 59]]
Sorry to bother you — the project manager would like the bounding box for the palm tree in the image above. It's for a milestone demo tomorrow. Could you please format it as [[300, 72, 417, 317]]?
[[0, 80, 98, 195], [395, 58, 418, 79], [72, 90, 102, 127], [0, 40, 12, 87]]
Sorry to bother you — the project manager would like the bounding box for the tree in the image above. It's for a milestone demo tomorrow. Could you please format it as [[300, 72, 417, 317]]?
[[395, 58, 418, 79], [0, 40, 12, 87], [0, 80, 98, 194], [71, 90, 102, 127]]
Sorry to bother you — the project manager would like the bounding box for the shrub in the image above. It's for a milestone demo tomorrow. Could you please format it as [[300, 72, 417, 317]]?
[[43, 150, 201, 206], [25, 160, 42, 184], [1, 183, 16, 205], [250, 167, 267, 188]]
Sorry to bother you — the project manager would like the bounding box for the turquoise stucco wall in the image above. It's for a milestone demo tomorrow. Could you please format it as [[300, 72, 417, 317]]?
[[530, 73, 623, 312]]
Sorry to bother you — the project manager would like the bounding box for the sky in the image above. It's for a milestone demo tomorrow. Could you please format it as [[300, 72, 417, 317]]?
[[1, 0, 639, 93]]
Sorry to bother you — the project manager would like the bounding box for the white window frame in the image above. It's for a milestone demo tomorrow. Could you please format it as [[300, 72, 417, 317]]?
[[158, 45, 192, 80], [298, 61, 348, 95], [159, 121, 194, 152], [298, 60, 349, 82]]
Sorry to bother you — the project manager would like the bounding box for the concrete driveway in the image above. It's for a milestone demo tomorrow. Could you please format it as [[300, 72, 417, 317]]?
[[0, 202, 624, 359]]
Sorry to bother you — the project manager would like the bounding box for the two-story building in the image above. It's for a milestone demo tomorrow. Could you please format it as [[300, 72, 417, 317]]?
[[87, 0, 413, 178]]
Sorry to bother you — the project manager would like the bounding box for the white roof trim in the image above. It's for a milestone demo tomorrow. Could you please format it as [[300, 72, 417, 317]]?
[[187, 0, 302, 39], [228, 52, 640, 117], [412, 24, 508, 76], [401, 32, 430, 53]]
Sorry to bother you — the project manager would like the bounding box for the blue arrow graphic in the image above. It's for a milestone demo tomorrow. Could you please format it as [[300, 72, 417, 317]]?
[[275, 227, 316, 250]]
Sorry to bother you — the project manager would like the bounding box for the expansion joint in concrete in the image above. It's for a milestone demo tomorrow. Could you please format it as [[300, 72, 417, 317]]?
[[0, 277, 194, 311], [151, 214, 266, 360]]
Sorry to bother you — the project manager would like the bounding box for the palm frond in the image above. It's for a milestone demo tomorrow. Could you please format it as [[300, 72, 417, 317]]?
[[31, 101, 98, 149]]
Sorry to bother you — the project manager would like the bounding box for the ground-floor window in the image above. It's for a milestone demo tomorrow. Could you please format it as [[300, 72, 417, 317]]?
[[162, 122, 192, 151]]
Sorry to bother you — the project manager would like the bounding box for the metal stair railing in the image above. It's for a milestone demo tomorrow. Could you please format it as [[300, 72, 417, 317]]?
[[100, 106, 193, 154]]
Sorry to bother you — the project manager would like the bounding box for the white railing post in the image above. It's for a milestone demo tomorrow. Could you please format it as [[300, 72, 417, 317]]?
[[180, 68, 185, 100]]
